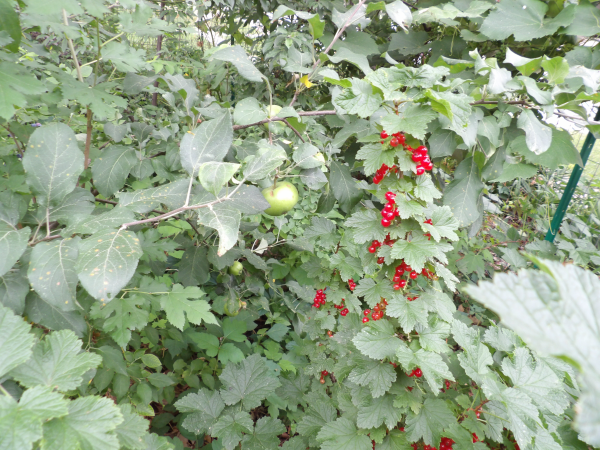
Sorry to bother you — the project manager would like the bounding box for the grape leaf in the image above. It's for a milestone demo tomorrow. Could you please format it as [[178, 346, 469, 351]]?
[[211, 411, 254, 450], [76, 230, 143, 302], [0, 304, 34, 378], [92, 145, 139, 197], [0, 222, 30, 277], [353, 320, 403, 360], [219, 354, 282, 410], [405, 398, 454, 446], [27, 238, 79, 311], [10, 329, 101, 391], [175, 389, 225, 435], [348, 356, 397, 398], [22, 123, 84, 206], [159, 284, 217, 331], [316, 417, 372, 450]]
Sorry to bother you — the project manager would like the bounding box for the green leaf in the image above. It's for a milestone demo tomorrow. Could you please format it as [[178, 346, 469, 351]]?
[[0, 304, 34, 378], [413, 175, 443, 203], [140, 353, 162, 369], [92, 146, 139, 198], [419, 289, 456, 323], [66, 208, 136, 236], [442, 157, 484, 227], [27, 238, 79, 311], [330, 161, 362, 213], [356, 143, 396, 176], [102, 41, 149, 73], [353, 320, 402, 360], [159, 284, 217, 331], [191, 332, 220, 357], [354, 278, 395, 308], [348, 356, 397, 398], [233, 97, 267, 126], [380, 105, 437, 140], [178, 246, 210, 287], [219, 354, 282, 409], [297, 401, 337, 439], [91, 295, 149, 348], [117, 179, 188, 214], [242, 142, 287, 182], [211, 46, 264, 83], [452, 320, 494, 384], [346, 210, 385, 245], [480, 0, 574, 41], [0, 0, 21, 52], [180, 111, 233, 176], [22, 123, 84, 206], [0, 265, 29, 314], [197, 203, 241, 256], [504, 49, 543, 77], [292, 143, 324, 170], [390, 235, 452, 273], [175, 389, 225, 435], [76, 230, 142, 302], [386, 295, 428, 332], [377, 429, 412, 450], [49, 188, 95, 222], [492, 163, 537, 183], [416, 319, 451, 353], [242, 416, 286, 450], [564, 2, 600, 36], [114, 404, 148, 450], [329, 253, 362, 282], [405, 398, 454, 446], [541, 56, 570, 84], [465, 258, 600, 445], [510, 129, 582, 170], [24, 292, 87, 337], [421, 206, 459, 242], [357, 393, 403, 430], [0, 222, 30, 277], [0, 62, 45, 120], [386, 1, 412, 30], [10, 329, 100, 391], [198, 162, 239, 196], [211, 411, 254, 450], [333, 79, 382, 118], [271, 6, 325, 39], [316, 417, 372, 450], [396, 345, 454, 392], [42, 396, 123, 450], [517, 110, 552, 155]]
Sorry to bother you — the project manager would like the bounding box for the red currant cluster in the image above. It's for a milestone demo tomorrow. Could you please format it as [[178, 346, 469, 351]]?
[[333, 298, 349, 316], [312, 289, 327, 308], [320, 370, 330, 384], [472, 433, 479, 443], [381, 191, 399, 227], [411, 145, 433, 175], [380, 130, 406, 146], [438, 437, 456, 450], [348, 279, 356, 291], [373, 163, 398, 184], [407, 367, 423, 378], [361, 299, 387, 323], [406, 295, 419, 302], [368, 233, 396, 254]]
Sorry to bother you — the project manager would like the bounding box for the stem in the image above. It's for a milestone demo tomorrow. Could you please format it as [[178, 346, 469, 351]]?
[[0, 384, 10, 397], [1, 124, 24, 158], [62, 10, 84, 83], [281, 118, 305, 142], [152, 2, 165, 107], [45, 207, 51, 238], [100, 32, 124, 48]]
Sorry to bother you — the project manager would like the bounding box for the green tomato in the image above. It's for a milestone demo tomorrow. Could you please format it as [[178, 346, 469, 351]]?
[[229, 261, 243, 276], [261, 181, 299, 216], [263, 105, 286, 135]]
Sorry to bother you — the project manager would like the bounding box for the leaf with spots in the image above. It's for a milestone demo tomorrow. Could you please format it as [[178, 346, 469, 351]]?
[[28, 238, 80, 311], [0, 221, 30, 277], [75, 230, 143, 302], [65, 208, 136, 236], [197, 203, 241, 256], [117, 179, 188, 213], [92, 145, 139, 198], [159, 284, 217, 331], [21, 123, 84, 206]]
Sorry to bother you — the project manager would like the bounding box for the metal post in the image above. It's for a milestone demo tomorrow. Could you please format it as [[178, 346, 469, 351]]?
[[545, 107, 600, 242]]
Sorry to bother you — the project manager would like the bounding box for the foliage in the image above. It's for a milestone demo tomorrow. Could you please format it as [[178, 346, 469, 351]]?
[[0, 0, 599, 449]]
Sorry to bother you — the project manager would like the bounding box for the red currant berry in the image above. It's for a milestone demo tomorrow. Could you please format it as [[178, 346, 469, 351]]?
[[416, 166, 425, 176], [313, 302, 320, 308], [397, 134, 406, 145], [445, 380, 451, 389], [377, 257, 385, 264], [373, 240, 381, 247], [380, 131, 388, 139], [362, 317, 370, 323], [322, 370, 329, 376], [320, 376, 325, 384], [383, 202, 395, 212], [364, 309, 371, 316], [414, 368, 423, 377], [423, 162, 433, 171], [368, 246, 377, 253], [385, 191, 396, 201], [409, 271, 418, 279], [412, 152, 424, 162], [399, 279, 407, 288], [416, 145, 428, 154], [316, 289, 323, 295], [472, 433, 479, 443], [403, 263, 411, 271], [340, 308, 349, 316], [390, 137, 399, 147], [393, 275, 401, 282], [381, 218, 391, 227], [373, 304, 380, 312], [476, 410, 481, 419]]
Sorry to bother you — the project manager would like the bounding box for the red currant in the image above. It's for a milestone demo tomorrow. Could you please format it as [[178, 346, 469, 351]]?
[[390, 137, 399, 147], [368, 246, 377, 253], [393, 283, 401, 290], [412, 152, 424, 162], [385, 191, 396, 201], [403, 263, 411, 271], [363, 309, 371, 316], [381, 218, 391, 227], [414, 368, 422, 377], [416, 166, 425, 176], [409, 271, 418, 279], [327, 330, 333, 337], [398, 279, 407, 288], [362, 317, 370, 323], [472, 433, 479, 443], [320, 376, 325, 384], [322, 370, 329, 376], [380, 131, 388, 139], [377, 257, 385, 264], [393, 275, 401, 282], [340, 308, 349, 316]]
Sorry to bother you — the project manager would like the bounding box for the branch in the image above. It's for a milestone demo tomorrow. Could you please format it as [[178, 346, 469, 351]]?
[[232, 110, 336, 130], [470, 100, 532, 107], [1, 124, 24, 158], [282, 118, 305, 142]]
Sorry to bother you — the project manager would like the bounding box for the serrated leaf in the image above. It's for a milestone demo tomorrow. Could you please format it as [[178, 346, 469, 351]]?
[[413, 175, 442, 203], [442, 157, 484, 227], [180, 112, 233, 176], [91, 295, 149, 348], [0, 62, 45, 120], [92, 146, 139, 197], [387, 295, 429, 332], [42, 396, 123, 450], [376, 429, 412, 450], [390, 235, 452, 273], [452, 320, 494, 384], [316, 417, 372, 450], [394, 195, 424, 219], [175, 389, 225, 435], [333, 79, 382, 118], [380, 105, 437, 140], [405, 398, 454, 446], [484, 327, 518, 353], [211, 46, 264, 83], [27, 238, 79, 311], [241, 416, 286, 450], [421, 206, 459, 242], [76, 230, 142, 302], [22, 123, 84, 206], [197, 203, 240, 256], [211, 411, 254, 450], [178, 246, 209, 287], [11, 329, 101, 391], [416, 319, 451, 353], [118, 179, 188, 214], [329, 253, 362, 281], [0, 222, 30, 277], [353, 320, 402, 360], [140, 353, 161, 369], [357, 392, 403, 430], [0, 0, 21, 52], [396, 345, 454, 392], [354, 278, 395, 308], [345, 210, 385, 245], [297, 401, 338, 438], [159, 284, 217, 331], [419, 289, 456, 323], [219, 354, 281, 409], [0, 266, 29, 314], [356, 143, 396, 176], [114, 404, 148, 450], [349, 356, 397, 398], [0, 304, 34, 378]]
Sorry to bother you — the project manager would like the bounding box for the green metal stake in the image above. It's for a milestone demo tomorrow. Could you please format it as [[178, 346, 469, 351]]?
[[545, 107, 600, 242]]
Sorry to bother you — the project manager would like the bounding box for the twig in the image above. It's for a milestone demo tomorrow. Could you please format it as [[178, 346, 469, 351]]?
[[30, 234, 63, 246], [62, 10, 84, 83], [232, 110, 336, 130], [0, 124, 24, 158], [185, 218, 201, 235], [282, 118, 305, 142]]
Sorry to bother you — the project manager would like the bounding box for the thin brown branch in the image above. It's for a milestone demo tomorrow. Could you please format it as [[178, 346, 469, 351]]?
[[29, 234, 63, 246], [185, 218, 201, 235], [1, 124, 24, 158], [281, 118, 305, 142], [233, 110, 336, 130], [84, 108, 92, 169]]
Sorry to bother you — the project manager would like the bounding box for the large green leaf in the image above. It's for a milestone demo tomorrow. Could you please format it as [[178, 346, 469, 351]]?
[[465, 258, 600, 446], [357, 392, 403, 430], [233, 97, 267, 126], [219, 354, 282, 410], [179, 111, 233, 176], [24, 292, 87, 337], [159, 284, 217, 331], [333, 79, 382, 117], [390, 235, 453, 273], [0, 265, 29, 314], [330, 161, 362, 213], [380, 105, 437, 140], [316, 417, 372, 450], [76, 230, 142, 302], [348, 356, 397, 398], [0, 0, 21, 52], [198, 162, 239, 196], [22, 123, 84, 206], [42, 396, 123, 450], [242, 142, 287, 182], [405, 398, 455, 446], [27, 238, 79, 311], [0, 62, 45, 120], [117, 179, 188, 213], [0, 221, 30, 277], [0, 304, 34, 378], [211, 411, 254, 450], [353, 320, 402, 360], [396, 345, 454, 392], [175, 389, 225, 435], [114, 404, 149, 450], [10, 329, 100, 392], [92, 146, 139, 198], [65, 208, 136, 236], [517, 110, 552, 155], [442, 157, 484, 227], [211, 46, 264, 83], [386, 294, 429, 332], [241, 416, 286, 450], [197, 203, 241, 256], [178, 246, 210, 287], [90, 295, 149, 348], [510, 129, 582, 169]]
